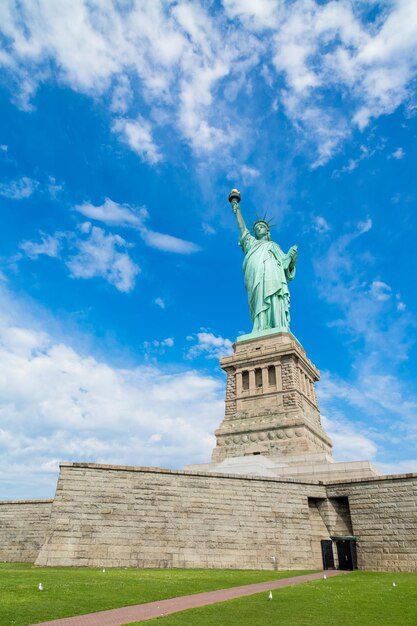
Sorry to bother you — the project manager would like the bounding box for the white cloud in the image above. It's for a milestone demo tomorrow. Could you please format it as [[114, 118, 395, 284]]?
[[0, 176, 38, 199], [241, 165, 260, 180], [155, 297, 165, 309], [66, 225, 140, 293], [74, 198, 200, 254], [226, 0, 417, 164], [370, 280, 392, 302], [312, 220, 417, 469], [145, 337, 174, 350], [1, 2, 417, 167], [19, 233, 62, 259], [0, 289, 223, 498], [318, 364, 417, 473], [140, 228, 200, 254], [321, 413, 378, 462], [312, 215, 330, 234], [187, 331, 233, 359], [110, 75, 133, 114], [0, 1, 251, 161], [333, 143, 386, 177], [312, 218, 414, 363], [47, 176, 63, 197], [375, 459, 417, 476], [319, 368, 417, 429], [202, 222, 216, 235], [19, 223, 141, 292], [112, 117, 162, 165], [75, 197, 145, 228], [392, 147, 405, 159], [143, 336, 175, 360], [223, 0, 279, 30]]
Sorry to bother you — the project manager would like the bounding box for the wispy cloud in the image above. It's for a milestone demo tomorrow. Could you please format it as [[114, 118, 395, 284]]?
[[66, 224, 140, 293], [19, 196, 200, 290], [0, 288, 223, 498], [369, 280, 392, 302], [75, 197, 145, 228], [139, 228, 200, 254], [3, 2, 415, 166], [0, 1, 245, 160], [313, 218, 412, 361], [19, 233, 62, 259], [312, 215, 330, 234], [187, 331, 233, 359], [0, 176, 38, 199], [321, 413, 378, 462], [391, 147, 405, 160], [20, 224, 141, 293], [143, 336, 175, 359], [202, 223, 216, 235], [155, 297, 165, 309], [112, 117, 162, 165], [332, 142, 386, 177], [75, 198, 200, 254], [313, 219, 417, 468], [227, 0, 417, 164]]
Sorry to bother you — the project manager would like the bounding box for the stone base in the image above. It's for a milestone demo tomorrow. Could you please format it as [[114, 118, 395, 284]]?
[[212, 332, 332, 462], [236, 328, 301, 343], [185, 452, 380, 483]]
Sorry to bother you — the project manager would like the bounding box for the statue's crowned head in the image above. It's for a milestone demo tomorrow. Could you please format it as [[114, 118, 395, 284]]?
[[253, 218, 272, 241]]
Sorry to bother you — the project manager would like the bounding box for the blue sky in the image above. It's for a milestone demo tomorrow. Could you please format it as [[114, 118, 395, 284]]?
[[1, 0, 417, 498]]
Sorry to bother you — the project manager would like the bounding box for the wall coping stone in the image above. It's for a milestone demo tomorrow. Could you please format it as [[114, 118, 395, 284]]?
[[60, 461, 324, 486], [324, 472, 417, 486], [0, 499, 53, 505]]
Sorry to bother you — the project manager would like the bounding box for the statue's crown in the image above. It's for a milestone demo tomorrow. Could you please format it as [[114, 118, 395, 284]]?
[[252, 213, 275, 233]]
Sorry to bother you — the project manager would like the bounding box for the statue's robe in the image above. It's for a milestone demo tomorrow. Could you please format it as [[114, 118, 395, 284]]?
[[240, 230, 295, 332]]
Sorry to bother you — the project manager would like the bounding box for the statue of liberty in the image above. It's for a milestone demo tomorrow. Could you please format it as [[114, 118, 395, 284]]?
[[229, 189, 298, 335]]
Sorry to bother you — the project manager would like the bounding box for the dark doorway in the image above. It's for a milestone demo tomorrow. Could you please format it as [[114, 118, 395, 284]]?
[[321, 540, 335, 570], [335, 538, 357, 570]]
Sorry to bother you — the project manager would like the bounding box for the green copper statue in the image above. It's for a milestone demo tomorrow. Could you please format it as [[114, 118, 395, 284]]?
[[229, 189, 298, 336]]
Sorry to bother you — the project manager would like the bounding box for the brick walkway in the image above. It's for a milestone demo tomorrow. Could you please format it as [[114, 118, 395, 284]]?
[[31, 570, 348, 626]]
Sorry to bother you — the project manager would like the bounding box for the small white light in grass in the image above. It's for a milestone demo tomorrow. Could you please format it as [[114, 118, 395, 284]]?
[[393, 582, 396, 587], [323, 574, 327, 580], [38, 583, 44, 591], [102, 568, 106, 573], [268, 591, 273, 600]]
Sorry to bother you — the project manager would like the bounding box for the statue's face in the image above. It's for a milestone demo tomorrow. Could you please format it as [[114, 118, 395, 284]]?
[[254, 222, 269, 239]]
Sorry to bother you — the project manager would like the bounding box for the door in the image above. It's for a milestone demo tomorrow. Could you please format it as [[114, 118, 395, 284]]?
[[336, 539, 357, 570], [321, 540, 335, 570]]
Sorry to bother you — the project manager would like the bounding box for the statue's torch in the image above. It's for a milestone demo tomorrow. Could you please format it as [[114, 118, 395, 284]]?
[[228, 188, 241, 213]]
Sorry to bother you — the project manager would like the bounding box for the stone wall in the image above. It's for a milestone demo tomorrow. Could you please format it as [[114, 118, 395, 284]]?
[[327, 473, 417, 572], [2, 466, 417, 572], [0, 500, 53, 563], [35, 462, 328, 569]]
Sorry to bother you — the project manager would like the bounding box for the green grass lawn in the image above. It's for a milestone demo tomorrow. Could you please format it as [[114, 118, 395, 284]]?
[[139, 571, 417, 626], [0, 563, 313, 626]]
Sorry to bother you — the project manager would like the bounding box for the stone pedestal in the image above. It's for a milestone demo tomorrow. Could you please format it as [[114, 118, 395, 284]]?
[[211, 332, 332, 463]]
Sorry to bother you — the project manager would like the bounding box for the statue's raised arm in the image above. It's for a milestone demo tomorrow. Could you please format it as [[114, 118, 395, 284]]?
[[228, 188, 298, 338], [229, 189, 247, 237]]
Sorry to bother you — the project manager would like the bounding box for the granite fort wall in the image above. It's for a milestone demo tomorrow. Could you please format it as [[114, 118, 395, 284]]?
[[2, 467, 416, 571], [327, 473, 417, 572], [35, 462, 328, 569], [0, 500, 53, 563]]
